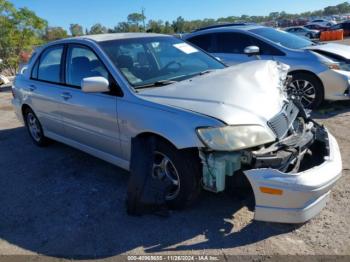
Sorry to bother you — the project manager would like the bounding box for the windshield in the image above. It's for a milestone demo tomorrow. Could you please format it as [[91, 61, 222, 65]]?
[[250, 28, 314, 49], [99, 36, 225, 89]]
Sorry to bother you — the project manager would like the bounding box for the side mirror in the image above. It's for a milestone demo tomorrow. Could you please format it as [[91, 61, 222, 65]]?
[[244, 46, 260, 56], [81, 76, 110, 93]]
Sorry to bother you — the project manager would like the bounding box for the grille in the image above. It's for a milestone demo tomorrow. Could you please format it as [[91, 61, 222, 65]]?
[[268, 102, 299, 139]]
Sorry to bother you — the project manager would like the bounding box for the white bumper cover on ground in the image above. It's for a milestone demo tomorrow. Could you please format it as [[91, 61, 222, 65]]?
[[245, 132, 342, 223]]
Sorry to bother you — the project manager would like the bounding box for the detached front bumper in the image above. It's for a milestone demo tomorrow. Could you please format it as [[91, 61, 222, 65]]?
[[244, 132, 342, 224]]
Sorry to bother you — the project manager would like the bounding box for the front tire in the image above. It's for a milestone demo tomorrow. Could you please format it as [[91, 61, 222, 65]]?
[[24, 108, 49, 147], [287, 72, 324, 109], [152, 139, 202, 209]]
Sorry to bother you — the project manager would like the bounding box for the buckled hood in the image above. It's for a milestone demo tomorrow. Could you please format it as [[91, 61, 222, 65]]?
[[138, 60, 289, 126]]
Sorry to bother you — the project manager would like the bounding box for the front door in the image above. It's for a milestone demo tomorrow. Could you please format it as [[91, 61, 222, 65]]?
[[212, 32, 274, 66], [59, 44, 122, 158]]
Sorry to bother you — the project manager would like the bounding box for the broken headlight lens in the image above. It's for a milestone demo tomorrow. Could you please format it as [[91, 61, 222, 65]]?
[[196, 125, 276, 151]]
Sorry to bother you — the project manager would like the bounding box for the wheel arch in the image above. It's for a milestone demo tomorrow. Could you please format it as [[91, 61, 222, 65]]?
[[288, 70, 324, 91], [133, 131, 201, 164], [21, 104, 33, 124], [134, 131, 179, 150]]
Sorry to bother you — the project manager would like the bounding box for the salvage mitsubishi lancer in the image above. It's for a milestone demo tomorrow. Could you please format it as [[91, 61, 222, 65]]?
[[12, 33, 342, 223]]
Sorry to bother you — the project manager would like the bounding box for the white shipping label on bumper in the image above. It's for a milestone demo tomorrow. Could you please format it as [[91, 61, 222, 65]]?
[[173, 43, 199, 54]]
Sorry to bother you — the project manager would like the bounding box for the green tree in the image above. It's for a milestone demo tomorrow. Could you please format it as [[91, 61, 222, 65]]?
[[147, 20, 163, 33], [269, 12, 280, 20], [172, 16, 185, 33], [336, 2, 350, 13], [113, 22, 130, 32], [0, 0, 47, 74], [69, 23, 83, 36], [44, 26, 68, 41], [88, 23, 107, 34], [324, 6, 339, 15], [162, 21, 174, 34], [127, 12, 145, 25]]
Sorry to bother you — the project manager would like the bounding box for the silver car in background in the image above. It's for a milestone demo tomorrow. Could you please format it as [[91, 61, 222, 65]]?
[[12, 33, 342, 223], [183, 24, 350, 109], [284, 26, 320, 39]]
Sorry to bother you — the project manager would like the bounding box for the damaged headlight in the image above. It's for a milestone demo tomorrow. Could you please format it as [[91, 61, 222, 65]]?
[[196, 125, 276, 151]]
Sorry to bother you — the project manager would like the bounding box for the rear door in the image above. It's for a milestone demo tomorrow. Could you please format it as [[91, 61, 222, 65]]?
[[58, 44, 122, 158], [28, 45, 65, 136]]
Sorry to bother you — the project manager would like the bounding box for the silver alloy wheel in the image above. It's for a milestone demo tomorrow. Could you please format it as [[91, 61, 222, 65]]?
[[26, 112, 42, 142], [288, 80, 316, 108], [152, 151, 180, 200]]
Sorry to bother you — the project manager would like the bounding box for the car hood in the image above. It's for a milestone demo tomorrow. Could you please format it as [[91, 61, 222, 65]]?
[[306, 43, 350, 60], [138, 60, 289, 126]]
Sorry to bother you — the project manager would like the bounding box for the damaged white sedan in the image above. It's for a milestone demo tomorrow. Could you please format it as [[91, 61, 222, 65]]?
[[12, 33, 342, 223]]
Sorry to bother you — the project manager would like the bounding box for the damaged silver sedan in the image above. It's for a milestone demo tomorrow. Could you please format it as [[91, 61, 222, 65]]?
[[12, 33, 342, 223]]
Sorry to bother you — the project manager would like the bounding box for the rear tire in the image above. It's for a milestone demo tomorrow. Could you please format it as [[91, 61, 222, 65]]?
[[288, 72, 324, 109], [24, 108, 50, 147], [152, 139, 202, 209]]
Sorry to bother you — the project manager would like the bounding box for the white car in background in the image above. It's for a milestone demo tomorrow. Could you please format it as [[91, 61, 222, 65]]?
[[307, 19, 337, 27], [284, 26, 320, 39]]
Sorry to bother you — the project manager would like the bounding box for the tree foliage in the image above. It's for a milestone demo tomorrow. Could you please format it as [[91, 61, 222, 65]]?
[[70, 23, 83, 36], [44, 26, 68, 41], [127, 12, 146, 26], [104, 2, 350, 34], [88, 23, 107, 34], [0, 0, 47, 74]]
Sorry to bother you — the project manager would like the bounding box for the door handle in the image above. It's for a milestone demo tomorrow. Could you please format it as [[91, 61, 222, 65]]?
[[28, 84, 37, 92], [61, 92, 72, 100]]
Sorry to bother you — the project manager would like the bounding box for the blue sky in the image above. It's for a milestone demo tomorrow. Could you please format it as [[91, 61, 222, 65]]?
[[11, 0, 346, 30]]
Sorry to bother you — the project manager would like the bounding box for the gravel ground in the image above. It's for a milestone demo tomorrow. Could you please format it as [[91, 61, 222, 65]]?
[[0, 78, 350, 258]]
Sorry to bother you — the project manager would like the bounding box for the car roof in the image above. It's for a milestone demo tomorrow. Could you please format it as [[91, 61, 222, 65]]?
[[50, 33, 169, 45], [182, 24, 265, 38], [79, 33, 167, 42], [185, 24, 266, 35]]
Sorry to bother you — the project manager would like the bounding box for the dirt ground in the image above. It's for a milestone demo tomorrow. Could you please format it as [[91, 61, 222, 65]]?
[[1, 68, 350, 259]]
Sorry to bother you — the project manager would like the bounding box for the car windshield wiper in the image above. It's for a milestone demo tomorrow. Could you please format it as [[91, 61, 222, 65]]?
[[198, 69, 214, 75], [184, 69, 215, 80], [134, 70, 214, 90], [134, 79, 178, 89]]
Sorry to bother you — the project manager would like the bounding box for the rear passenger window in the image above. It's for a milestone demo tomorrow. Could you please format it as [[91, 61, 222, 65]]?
[[36, 46, 63, 83], [66, 46, 109, 87], [187, 34, 214, 52]]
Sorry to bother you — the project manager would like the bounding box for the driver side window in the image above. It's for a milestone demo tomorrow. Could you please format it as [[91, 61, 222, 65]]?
[[66, 45, 109, 87]]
